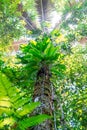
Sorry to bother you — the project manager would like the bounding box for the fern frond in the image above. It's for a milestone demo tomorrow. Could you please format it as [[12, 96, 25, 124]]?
[[0, 72, 41, 129], [0, 72, 50, 129], [19, 114, 51, 130], [0, 117, 15, 129], [16, 102, 40, 117]]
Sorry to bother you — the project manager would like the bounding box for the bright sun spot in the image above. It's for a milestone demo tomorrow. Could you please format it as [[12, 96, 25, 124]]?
[[51, 11, 62, 29]]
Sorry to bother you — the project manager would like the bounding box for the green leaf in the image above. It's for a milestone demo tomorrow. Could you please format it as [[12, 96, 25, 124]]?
[[19, 114, 51, 130], [29, 48, 42, 59], [16, 102, 40, 117], [0, 117, 15, 129]]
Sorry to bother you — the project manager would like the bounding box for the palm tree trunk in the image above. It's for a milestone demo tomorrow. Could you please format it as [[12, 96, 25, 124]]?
[[31, 65, 54, 130]]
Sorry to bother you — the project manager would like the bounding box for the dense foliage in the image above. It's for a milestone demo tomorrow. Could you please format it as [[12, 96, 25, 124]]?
[[0, 72, 51, 130], [0, 0, 87, 130]]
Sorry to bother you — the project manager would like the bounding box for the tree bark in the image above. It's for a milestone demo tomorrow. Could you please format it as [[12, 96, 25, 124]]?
[[31, 65, 54, 130]]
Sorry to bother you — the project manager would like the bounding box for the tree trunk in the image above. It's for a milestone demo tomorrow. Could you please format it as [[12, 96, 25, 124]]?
[[31, 65, 54, 130]]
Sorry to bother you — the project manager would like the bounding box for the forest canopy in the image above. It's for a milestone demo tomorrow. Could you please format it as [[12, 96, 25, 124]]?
[[0, 0, 87, 130]]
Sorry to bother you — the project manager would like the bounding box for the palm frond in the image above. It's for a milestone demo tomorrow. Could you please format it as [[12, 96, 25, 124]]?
[[18, 3, 38, 31], [35, 0, 54, 31]]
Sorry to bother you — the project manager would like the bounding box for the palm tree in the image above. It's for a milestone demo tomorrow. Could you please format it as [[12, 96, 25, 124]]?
[[17, 1, 65, 130], [18, 33, 65, 130], [18, 0, 59, 33]]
